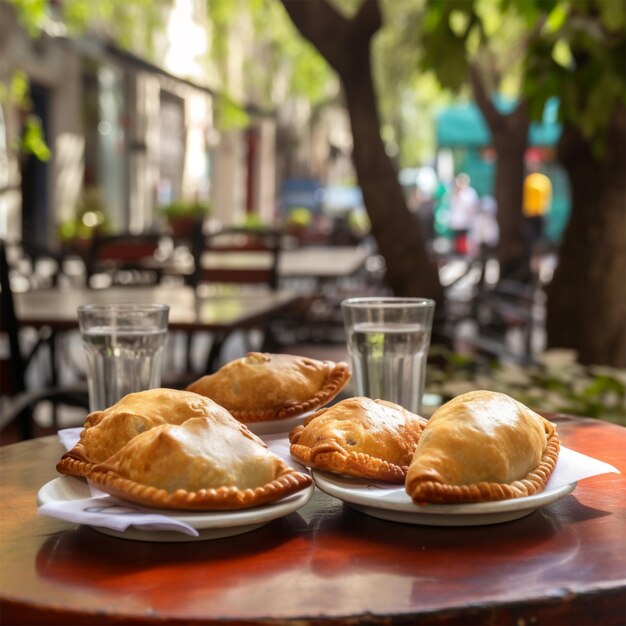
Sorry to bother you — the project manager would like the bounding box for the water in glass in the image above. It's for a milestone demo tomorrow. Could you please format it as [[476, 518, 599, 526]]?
[[81, 326, 166, 412], [347, 322, 431, 414]]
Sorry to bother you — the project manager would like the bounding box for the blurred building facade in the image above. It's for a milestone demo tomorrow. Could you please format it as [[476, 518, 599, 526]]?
[[1, 0, 218, 248], [0, 0, 357, 252]]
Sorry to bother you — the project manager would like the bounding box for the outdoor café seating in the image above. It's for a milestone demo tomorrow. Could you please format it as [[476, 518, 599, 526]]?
[[1, 234, 624, 626], [85, 232, 166, 288], [185, 226, 283, 371], [0, 240, 89, 440], [189, 226, 282, 291]]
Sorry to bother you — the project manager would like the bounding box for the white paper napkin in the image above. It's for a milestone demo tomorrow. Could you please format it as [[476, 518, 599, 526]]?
[[38, 496, 200, 536], [42, 428, 200, 536], [57, 427, 82, 452], [41, 429, 306, 537], [544, 446, 619, 488]]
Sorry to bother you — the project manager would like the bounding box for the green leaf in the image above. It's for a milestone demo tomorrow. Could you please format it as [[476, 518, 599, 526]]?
[[449, 9, 471, 37], [10, 71, 30, 106], [545, 3, 568, 33], [215, 95, 251, 132], [551, 39, 573, 67], [6, 0, 48, 37], [21, 115, 51, 161]]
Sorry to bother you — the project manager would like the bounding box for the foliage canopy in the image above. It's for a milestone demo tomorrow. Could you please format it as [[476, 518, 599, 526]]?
[[420, 0, 626, 154]]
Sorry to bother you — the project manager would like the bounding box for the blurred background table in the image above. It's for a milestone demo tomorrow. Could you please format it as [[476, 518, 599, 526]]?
[[1, 414, 624, 625], [278, 244, 371, 280], [130, 243, 373, 285], [14, 284, 300, 333], [4, 285, 302, 439]]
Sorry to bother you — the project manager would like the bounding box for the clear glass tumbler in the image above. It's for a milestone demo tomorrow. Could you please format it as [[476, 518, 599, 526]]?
[[77, 303, 169, 412], [341, 297, 435, 415]]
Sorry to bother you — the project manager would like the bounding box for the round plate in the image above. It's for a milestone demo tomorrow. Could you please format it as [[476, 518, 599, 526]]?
[[312, 471, 576, 526], [38, 476, 315, 542], [245, 413, 310, 436]]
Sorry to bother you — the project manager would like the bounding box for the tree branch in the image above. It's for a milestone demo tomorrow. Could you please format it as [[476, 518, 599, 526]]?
[[280, 0, 380, 77], [471, 62, 529, 135], [469, 63, 501, 132], [280, 0, 349, 68]]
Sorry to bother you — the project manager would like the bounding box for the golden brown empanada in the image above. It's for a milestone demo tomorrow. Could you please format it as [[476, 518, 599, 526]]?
[[57, 388, 230, 478], [88, 416, 313, 510], [289, 397, 428, 483], [406, 390, 560, 504], [186, 352, 351, 423]]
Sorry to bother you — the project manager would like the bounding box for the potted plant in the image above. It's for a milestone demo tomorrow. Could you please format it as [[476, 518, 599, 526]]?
[[284, 207, 313, 236], [58, 187, 110, 254], [159, 199, 211, 238]]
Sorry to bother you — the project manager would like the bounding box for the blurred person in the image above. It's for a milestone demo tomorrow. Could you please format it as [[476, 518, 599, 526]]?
[[432, 179, 451, 239], [449, 173, 479, 255], [469, 194, 499, 257]]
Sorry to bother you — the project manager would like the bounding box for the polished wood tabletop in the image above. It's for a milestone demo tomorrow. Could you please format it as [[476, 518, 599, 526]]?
[[1, 414, 624, 625], [14, 285, 300, 332]]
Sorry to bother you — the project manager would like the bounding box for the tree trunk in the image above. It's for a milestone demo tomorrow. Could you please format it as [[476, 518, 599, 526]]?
[[280, 0, 443, 306], [546, 109, 626, 367], [471, 68, 531, 280], [490, 125, 530, 279]]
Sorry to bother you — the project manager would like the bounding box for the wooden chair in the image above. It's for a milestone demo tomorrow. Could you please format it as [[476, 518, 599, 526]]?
[[0, 240, 89, 440], [85, 232, 164, 288], [190, 226, 281, 290], [188, 226, 282, 372]]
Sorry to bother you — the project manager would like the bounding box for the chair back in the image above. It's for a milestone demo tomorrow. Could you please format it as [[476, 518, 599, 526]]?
[[191, 227, 281, 290], [1, 240, 90, 439], [86, 232, 163, 287], [0, 240, 26, 397]]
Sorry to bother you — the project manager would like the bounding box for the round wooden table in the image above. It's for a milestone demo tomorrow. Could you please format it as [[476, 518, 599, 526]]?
[[1, 414, 625, 625]]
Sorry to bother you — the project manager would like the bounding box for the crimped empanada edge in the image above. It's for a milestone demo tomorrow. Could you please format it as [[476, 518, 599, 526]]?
[[406, 426, 561, 504], [231, 361, 351, 423], [87, 465, 313, 511], [56, 453, 95, 478], [290, 443, 407, 483]]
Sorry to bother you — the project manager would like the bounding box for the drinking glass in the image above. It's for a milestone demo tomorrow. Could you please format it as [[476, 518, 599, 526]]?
[[341, 297, 435, 415], [77, 303, 169, 412]]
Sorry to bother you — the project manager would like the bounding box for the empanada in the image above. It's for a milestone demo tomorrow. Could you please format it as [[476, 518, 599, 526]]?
[[289, 397, 428, 483], [405, 390, 560, 504], [88, 416, 313, 510], [186, 352, 351, 423], [57, 388, 230, 478]]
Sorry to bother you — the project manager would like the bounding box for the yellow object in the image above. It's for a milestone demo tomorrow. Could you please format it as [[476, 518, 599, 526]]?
[[523, 172, 552, 217]]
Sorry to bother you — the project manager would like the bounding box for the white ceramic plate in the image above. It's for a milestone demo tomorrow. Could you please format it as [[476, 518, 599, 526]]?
[[312, 470, 576, 526], [245, 412, 310, 436], [38, 476, 315, 542]]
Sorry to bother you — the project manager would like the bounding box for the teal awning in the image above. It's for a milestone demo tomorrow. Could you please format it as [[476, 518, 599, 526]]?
[[436, 97, 561, 148]]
